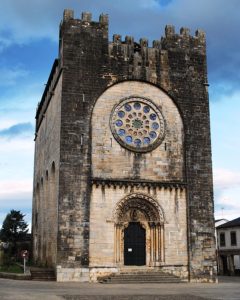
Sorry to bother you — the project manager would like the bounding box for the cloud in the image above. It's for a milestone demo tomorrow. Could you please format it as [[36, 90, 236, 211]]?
[[0, 135, 34, 180], [0, 136, 34, 153], [215, 208, 240, 222], [214, 189, 240, 220], [0, 0, 239, 225], [213, 168, 240, 221], [157, 0, 174, 6], [0, 0, 238, 92], [0, 122, 34, 139], [213, 168, 240, 190], [0, 81, 43, 115], [0, 119, 17, 131], [0, 179, 33, 229], [0, 66, 29, 87], [0, 35, 13, 52], [0, 179, 32, 196]]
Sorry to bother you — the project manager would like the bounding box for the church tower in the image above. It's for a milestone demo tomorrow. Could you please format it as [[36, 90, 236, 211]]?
[[32, 9, 216, 282]]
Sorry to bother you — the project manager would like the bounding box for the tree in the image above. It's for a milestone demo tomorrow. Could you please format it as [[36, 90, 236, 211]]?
[[0, 210, 29, 256]]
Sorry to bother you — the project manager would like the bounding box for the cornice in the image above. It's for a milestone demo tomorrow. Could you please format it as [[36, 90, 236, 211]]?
[[91, 178, 186, 190]]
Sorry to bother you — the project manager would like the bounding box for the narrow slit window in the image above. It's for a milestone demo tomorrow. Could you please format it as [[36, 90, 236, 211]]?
[[81, 134, 84, 146]]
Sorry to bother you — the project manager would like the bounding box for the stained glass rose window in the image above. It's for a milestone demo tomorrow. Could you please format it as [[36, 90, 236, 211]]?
[[110, 96, 165, 152]]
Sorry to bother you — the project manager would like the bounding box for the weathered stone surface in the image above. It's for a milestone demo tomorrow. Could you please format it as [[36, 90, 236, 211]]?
[[32, 9, 216, 282]]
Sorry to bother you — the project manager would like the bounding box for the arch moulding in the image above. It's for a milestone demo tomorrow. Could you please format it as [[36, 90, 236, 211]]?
[[113, 193, 165, 225]]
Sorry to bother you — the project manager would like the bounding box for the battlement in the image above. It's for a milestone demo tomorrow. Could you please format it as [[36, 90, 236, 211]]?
[[109, 26, 205, 51], [36, 9, 208, 131], [62, 9, 108, 27], [61, 9, 205, 52]]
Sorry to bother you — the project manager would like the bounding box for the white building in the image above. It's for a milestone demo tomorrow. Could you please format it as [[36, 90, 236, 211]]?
[[216, 217, 240, 275]]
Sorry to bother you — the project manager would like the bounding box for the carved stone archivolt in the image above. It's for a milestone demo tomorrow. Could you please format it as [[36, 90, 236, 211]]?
[[113, 193, 165, 225], [113, 193, 165, 266]]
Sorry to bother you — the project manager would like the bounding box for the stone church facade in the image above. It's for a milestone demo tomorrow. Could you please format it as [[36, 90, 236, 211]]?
[[32, 9, 216, 282]]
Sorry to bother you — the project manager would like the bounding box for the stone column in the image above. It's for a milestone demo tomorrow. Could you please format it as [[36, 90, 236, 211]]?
[[160, 224, 165, 262], [150, 223, 154, 265], [115, 224, 121, 264], [156, 224, 161, 265]]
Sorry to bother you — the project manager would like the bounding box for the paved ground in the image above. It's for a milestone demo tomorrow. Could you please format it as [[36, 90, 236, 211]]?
[[0, 276, 240, 300]]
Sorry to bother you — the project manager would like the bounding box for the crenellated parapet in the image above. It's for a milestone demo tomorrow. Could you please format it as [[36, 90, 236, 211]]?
[[36, 9, 208, 133], [162, 25, 206, 52], [108, 25, 206, 61], [60, 9, 109, 36], [60, 9, 205, 57], [107, 24, 206, 85], [62, 9, 109, 25]]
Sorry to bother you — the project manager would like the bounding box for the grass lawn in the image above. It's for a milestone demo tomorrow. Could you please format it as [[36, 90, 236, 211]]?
[[0, 264, 23, 273]]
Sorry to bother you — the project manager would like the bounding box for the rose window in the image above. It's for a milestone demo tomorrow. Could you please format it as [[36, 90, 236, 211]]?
[[110, 96, 165, 152]]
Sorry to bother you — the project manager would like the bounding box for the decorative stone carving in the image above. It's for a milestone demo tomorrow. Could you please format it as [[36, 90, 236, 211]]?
[[110, 96, 165, 152], [113, 193, 165, 266], [113, 193, 165, 224], [92, 178, 186, 190]]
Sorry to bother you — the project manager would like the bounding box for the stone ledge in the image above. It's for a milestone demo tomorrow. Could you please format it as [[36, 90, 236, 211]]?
[[92, 178, 186, 190]]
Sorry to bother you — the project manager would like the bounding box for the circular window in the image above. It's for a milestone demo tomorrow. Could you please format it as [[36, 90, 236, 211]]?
[[110, 96, 165, 152]]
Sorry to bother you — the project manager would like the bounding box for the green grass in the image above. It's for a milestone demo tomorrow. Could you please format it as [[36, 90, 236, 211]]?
[[0, 264, 23, 273]]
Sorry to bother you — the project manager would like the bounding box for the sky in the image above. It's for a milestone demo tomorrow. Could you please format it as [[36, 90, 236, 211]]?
[[0, 0, 240, 229]]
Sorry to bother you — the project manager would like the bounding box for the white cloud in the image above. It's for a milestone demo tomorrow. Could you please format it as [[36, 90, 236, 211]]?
[[0, 0, 239, 227], [0, 84, 42, 137], [214, 172, 240, 221], [0, 193, 32, 214], [216, 190, 240, 209], [0, 0, 237, 42], [0, 179, 32, 196], [215, 208, 240, 222], [213, 168, 240, 190], [0, 179, 32, 228], [0, 0, 237, 91], [0, 137, 34, 183], [0, 180, 32, 230], [0, 119, 16, 130], [0, 138, 34, 153]]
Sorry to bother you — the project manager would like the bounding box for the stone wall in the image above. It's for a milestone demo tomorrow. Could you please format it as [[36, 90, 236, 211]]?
[[33, 9, 216, 282], [89, 185, 187, 266], [32, 70, 62, 266], [91, 81, 184, 181]]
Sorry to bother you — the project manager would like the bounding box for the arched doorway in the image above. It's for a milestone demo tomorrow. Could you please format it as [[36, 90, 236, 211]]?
[[124, 222, 146, 266], [113, 193, 165, 267]]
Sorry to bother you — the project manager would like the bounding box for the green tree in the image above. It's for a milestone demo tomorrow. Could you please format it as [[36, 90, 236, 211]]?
[[0, 210, 29, 256]]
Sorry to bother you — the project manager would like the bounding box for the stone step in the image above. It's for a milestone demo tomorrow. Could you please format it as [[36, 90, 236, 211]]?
[[118, 272, 178, 276], [110, 277, 181, 282], [119, 267, 155, 271], [30, 268, 56, 281], [119, 270, 162, 274], [104, 280, 182, 284], [99, 270, 183, 284], [111, 275, 179, 279]]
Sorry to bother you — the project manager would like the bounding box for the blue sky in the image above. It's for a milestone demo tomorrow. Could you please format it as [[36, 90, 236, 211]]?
[[0, 0, 240, 228]]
